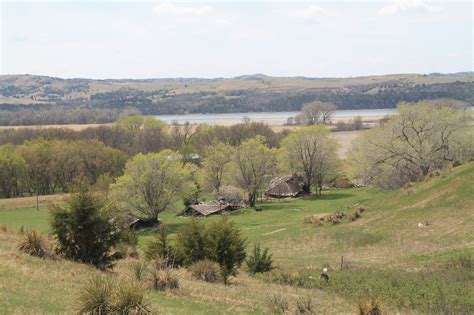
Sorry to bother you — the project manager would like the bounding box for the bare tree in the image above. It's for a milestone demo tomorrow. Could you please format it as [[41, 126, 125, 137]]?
[[280, 125, 339, 196], [349, 101, 472, 188], [299, 101, 337, 125]]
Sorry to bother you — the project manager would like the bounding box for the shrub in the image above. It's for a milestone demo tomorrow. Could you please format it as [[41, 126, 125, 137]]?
[[294, 295, 317, 314], [76, 276, 113, 314], [150, 269, 180, 291], [246, 243, 273, 274], [175, 219, 207, 265], [112, 281, 151, 314], [190, 259, 222, 283], [77, 276, 151, 314], [356, 298, 383, 315], [18, 229, 51, 259], [131, 261, 148, 281], [265, 290, 290, 314], [175, 217, 246, 284], [145, 224, 181, 267], [204, 218, 247, 284], [50, 192, 124, 269]]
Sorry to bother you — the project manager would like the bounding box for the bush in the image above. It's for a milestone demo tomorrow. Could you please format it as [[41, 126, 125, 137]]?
[[50, 192, 125, 269], [356, 298, 383, 315], [265, 290, 290, 314], [175, 219, 207, 265], [190, 259, 222, 283], [246, 243, 273, 274], [202, 218, 247, 284], [113, 281, 151, 314], [294, 295, 317, 314], [150, 269, 180, 291], [175, 217, 246, 284], [131, 261, 148, 281], [76, 276, 113, 314], [18, 229, 52, 259], [145, 224, 181, 267], [77, 276, 151, 314]]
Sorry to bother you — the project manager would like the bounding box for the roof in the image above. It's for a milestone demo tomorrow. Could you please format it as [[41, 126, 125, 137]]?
[[182, 202, 228, 216], [265, 175, 305, 198]]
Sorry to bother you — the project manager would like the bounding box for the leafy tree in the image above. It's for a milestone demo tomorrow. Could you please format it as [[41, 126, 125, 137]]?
[[234, 136, 277, 207], [349, 101, 472, 188], [280, 125, 339, 196], [200, 143, 233, 193], [299, 101, 337, 125], [50, 192, 124, 269], [0, 144, 26, 198], [111, 150, 197, 223]]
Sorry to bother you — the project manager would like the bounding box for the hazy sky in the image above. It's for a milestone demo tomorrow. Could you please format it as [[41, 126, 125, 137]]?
[[1, 0, 472, 79]]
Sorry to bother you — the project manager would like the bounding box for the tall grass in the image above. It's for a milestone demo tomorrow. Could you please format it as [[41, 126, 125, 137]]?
[[18, 229, 51, 259]]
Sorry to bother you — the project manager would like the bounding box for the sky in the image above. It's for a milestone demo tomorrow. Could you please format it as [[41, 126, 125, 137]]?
[[0, 0, 472, 79]]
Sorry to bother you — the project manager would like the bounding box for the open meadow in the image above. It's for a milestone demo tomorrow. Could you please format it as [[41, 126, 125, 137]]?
[[1, 162, 473, 314]]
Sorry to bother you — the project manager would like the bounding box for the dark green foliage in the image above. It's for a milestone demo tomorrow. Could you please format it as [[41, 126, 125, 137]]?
[[175, 217, 246, 284], [246, 243, 273, 274], [145, 224, 181, 267], [175, 219, 207, 265], [201, 218, 247, 283], [189, 259, 222, 283], [50, 192, 124, 269]]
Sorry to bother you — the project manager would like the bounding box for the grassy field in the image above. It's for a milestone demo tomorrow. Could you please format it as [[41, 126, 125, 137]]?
[[0, 162, 473, 313]]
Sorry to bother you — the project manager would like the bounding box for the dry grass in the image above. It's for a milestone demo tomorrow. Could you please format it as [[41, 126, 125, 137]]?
[[0, 193, 68, 209]]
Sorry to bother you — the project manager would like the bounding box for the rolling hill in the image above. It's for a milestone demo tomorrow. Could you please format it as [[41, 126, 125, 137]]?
[[1, 162, 472, 313]]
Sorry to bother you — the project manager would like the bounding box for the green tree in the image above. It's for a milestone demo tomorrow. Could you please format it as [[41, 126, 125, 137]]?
[[0, 144, 26, 198], [349, 102, 472, 188], [111, 150, 196, 223], [234, 136, 277, 207], [280, 125, 339, 196], [50, 192, 124, 269], [200, 143, 233, 193]]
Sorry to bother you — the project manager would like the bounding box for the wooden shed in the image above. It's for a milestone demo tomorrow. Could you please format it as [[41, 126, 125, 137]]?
[[265, 175, 305, 198], [181, 202, 231, 217]]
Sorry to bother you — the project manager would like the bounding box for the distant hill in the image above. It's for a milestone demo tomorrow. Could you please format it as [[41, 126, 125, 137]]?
[[0, 72, 473, 117]]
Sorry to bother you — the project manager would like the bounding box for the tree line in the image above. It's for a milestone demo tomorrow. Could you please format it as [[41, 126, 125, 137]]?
[[1, 81, 472, 125], [0, 140, 126, 198]]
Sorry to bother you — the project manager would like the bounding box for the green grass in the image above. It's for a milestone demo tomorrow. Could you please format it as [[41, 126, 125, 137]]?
[[0, 162, 473, 313]]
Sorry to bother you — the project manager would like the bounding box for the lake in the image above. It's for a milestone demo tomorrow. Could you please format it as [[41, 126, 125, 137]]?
[[154, 108, 398, 125]]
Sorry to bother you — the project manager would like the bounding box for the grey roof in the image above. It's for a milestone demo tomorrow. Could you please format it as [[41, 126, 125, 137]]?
[[183, 202, 228, 216], [265, 175, 305, 197]]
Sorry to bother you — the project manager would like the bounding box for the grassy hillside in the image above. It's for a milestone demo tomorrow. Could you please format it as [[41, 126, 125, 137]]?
[[0, 162, 473, 313], [1, 73, 473, 119]]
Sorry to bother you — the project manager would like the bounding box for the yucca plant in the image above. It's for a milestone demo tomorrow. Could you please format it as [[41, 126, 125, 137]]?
[[150, 269, 180, 291], [131, 261, 148, 281], [265, 290, 290, 314], [76, 276, 113, 314], [189, 259, 222, 283], [357, 298, 383, 315], [112, 280, 151, 314], [294, 295, 317, 314], [18, 229, 50, 258]]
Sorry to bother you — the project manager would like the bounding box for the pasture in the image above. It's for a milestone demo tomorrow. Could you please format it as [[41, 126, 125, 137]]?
[[1, 162, 473, 313]]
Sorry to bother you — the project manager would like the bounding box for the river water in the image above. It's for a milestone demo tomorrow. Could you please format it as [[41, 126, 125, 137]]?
[[154, 108, 399, 125]]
